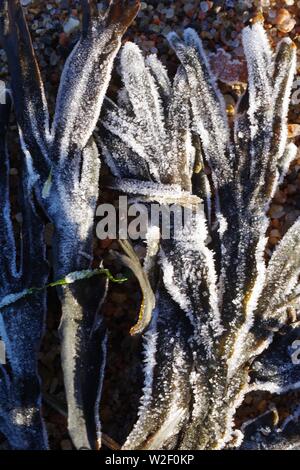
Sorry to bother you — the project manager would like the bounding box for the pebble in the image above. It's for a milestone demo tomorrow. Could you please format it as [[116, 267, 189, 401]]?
[[275, 8, 296, 33], [269, 204, 285, 219], [200, 1, 210, 13], [50, 51, 59, 66], [165, 8, 175, 19], [60, 439, 73, 450], [63, 16, 80, 35], [270, 229, 281, 238]]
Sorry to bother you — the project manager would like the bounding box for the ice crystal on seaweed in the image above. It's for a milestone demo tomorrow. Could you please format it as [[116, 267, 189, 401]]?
[[100, 23, 300, 449], [0, 0, 140, 449]]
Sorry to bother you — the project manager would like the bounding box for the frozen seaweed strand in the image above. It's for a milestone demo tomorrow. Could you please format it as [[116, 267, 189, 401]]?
[[52, 1, 140, 163], [100, 39, 224, 451], [0, 92, 19, 282], [102, 23, 300, 450], [166, 67, 195, 191], [1, 0, 141, 451], [123, 296, 192, 450], [0, 91, 48, 449], [0, 0, 51, 177], [242, 26, 296, 209], [241, 405, 300, 450], [249, 322, 300, 394], [146, 54, 172, 109], [120, 42, 167, 174], [255, 217, 300, 327], [167, 29, 232, 189]]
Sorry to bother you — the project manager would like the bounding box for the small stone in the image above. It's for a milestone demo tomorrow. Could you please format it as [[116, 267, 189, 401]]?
[[209, 50, 248, 84], [50, 51, 59, 66], [61, 439, 72, 450], [269, 204, 285, 219], [59, 32, 69, 48], [184, 2, 195, 16], [270, 229, 281, 238], [288, 124, 300, 138], [165, 8, 175, 19], [149, 24, 160, 33], [275, 9, 296, 33], [287, 184, 297, 195], [200, 1, 209, 13], [226, 104, 235, 116], [99, 238, 113, 249], [271, 218, 280, 228], [63, 16, 80, 35], [283, 210, 300, 231], [15, 213, 23, 224], [244, 395, 253, 405], [273, 190, 287, 204]]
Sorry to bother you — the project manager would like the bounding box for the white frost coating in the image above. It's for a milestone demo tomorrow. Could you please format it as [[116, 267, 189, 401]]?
[[98, 141, 122, 178], [144, 404, 186, 450], [146, 54, 172, 99], [250, 380, 300, 395], [167, 28, 231, 185], [227, 229, 268, 379], [11, 407, 36, 426], [101, 40, 195, 189], [161, 257, 190, 317], [19, 129, 40, 190], [102, 110, 153, 170], [64, 269, 96, 283], [125, 339, 189, 450], [53, 29, 121, 162], [257, 217, 300, 317], [95, 330, 107, 445], [0, 290, 29, 310], [242, 23, 273, 115], [121, 42, 167, 155], [109, 178, 200, 203], [272, 39, 297, 161], [278, 143, 298, 183], [217, 213, 228, 237], [26, 100, 51, 162], [143, 225, 160, 275], [124, 306, 159, 449]]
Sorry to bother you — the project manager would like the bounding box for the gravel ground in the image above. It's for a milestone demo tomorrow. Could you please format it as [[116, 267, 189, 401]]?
[[0, 0, 300, 450]]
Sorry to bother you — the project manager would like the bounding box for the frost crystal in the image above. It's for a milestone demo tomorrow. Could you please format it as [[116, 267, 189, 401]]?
[[100, 23, 299, 449]]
